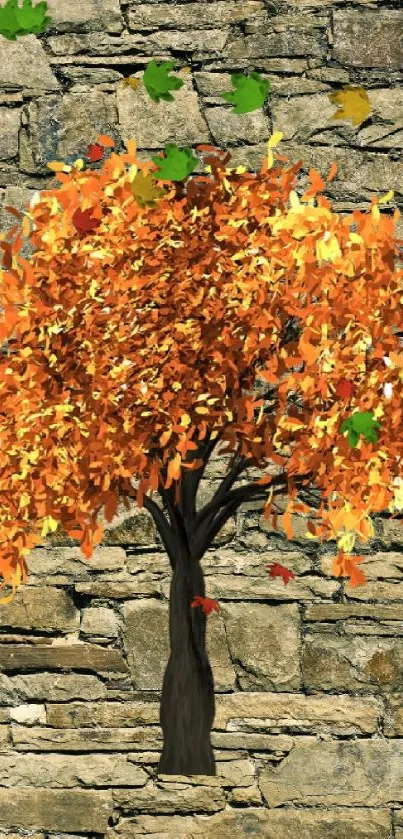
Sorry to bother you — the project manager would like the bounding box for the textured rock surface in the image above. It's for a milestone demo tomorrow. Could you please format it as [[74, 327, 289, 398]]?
[[0, 0, 402, 836]]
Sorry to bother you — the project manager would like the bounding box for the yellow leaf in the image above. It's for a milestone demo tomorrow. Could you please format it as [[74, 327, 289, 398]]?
[[266, 131, 283, 170], [337, 530, 356, 554], [328, 85, 371, 127], [41, 516, 59, 538], [47, 161, 72, 173], [379, 190, 394, 204], [122, 76, 141, 92]]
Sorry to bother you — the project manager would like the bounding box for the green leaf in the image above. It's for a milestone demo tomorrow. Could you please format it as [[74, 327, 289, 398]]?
[[221, 71, 271, 114], [142, 59, 184, 103], [0, 0, 52, 40], [150, 144, 198, 182], [339, 410, 381, 448]]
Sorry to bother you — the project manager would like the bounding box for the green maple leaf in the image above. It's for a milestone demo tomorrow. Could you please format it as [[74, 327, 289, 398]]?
[[221, 71, 271, 114], [0, 0, 52, 39], [339, 410, 381, 448], [150, 144, 198, 182], [143, 59, 184, 103]]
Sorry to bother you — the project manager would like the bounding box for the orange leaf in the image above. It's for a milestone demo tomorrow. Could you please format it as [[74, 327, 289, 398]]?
[[96, 134, 115, 148]]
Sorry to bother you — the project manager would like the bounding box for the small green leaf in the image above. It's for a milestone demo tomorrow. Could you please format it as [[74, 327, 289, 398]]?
[[143, 59, 184, 104], [221, 71, 271, 114], [0, 0, 52, 40], [339, 410, 381, 448], [150, 144, 198, 182]]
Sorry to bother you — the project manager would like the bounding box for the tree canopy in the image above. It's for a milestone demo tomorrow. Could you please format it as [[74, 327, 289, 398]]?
[[0, 132, 402, 603]]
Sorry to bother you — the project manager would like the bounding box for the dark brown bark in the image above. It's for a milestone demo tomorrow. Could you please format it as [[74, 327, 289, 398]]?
[[157, 548, 216, 776]]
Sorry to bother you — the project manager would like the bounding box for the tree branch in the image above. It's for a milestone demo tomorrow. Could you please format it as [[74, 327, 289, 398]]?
[[193, 448, 251, 533], [193, 470, 315, 560]]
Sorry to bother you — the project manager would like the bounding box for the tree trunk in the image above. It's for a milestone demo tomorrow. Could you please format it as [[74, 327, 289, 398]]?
[[157, 549, 216, 776]]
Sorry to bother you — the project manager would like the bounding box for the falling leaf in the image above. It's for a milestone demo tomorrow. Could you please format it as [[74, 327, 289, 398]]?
[[151, 143, 198, 182], [328, 85, 371, 127], [339, 410, 381, 448], [142, 59, 184, 103], [265, 563, 296, 585], [130, 171, 166, 208], [122, 76, 141, 93], [335, 378, 355, 400], [87, 143, 104, 163], [221, 71, 271, 114], [190, 595, 220, 617], [72, 208, 101, 236]]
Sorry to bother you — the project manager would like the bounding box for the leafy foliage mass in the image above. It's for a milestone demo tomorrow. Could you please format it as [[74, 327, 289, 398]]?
[[0, 129, 402, 604], [0, 0, 51, 39]]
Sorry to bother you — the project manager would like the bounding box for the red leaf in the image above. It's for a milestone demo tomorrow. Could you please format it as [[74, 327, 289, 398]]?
[[335, 378, 354, 399], [72, 208, 101, 235], [87, 143, 104, 163], [265, 562, 296, 585], [190, 594, 220, 616]]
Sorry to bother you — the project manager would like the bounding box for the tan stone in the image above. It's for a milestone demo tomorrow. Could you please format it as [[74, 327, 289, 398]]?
[[185, 568, 338, 602], [303, 632, 403, 691], [46, 0, 122, 32], [0, 752, 148, 787], [0, 644, 128, 676], [320, 550, 403, 582], [106, 806, 392, 838], [333, 11, 403, 68], [24, 545, 129, 582], [11, 724, 163, 752], [345, 581, 403, 602], [46, 699, 160, 728], [114, 778, 226, 813], [259, 737, 403, 806], [214, 690, 381, 734], [383, 693, 403, 735], [0, 587, 78, 632], [305, 604, 403, 621], [0, 788, 112, 833], [122, 597, 235, 692]]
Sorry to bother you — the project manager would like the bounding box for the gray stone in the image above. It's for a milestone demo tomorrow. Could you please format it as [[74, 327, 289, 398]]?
[[19, 89, 118, 175], [127, 2, 265, 30], [0, 37, 59, 93], [80, 606, 120, 638], [116, 68, 210, 149], [0, 109, 21, 161], [217, 603, 300, 690], [0, 673, 107, 703], [333, 11, 403, 68]]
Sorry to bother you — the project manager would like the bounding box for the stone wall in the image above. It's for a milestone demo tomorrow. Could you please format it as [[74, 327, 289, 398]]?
[[0, 0, 403, 836]]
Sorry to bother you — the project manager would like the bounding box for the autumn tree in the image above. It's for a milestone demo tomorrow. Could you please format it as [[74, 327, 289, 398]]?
[[0, 133, 402, 777]]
